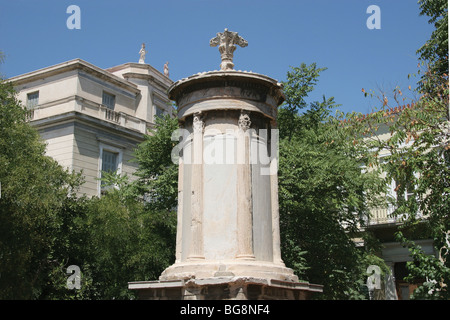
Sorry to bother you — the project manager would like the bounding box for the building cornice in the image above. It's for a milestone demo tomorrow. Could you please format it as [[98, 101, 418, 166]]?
[[8, 59, 141, 96], [30, 111, 148, 142], [107, 62, 172, 82]]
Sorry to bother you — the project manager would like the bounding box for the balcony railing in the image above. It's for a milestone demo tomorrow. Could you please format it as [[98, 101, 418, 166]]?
[[369, 205, 397, 225], [103, 106, 121, 123], [368, 205, 424, 226], [25, 95, 155, 134], [25, 109, 34, 120]]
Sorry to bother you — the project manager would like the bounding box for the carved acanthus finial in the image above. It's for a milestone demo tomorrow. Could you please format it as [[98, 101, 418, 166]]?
[[210, 28, 248, 71]]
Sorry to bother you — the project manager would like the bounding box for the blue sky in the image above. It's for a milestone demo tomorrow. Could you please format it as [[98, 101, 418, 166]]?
[[0, 0, 434, 115]]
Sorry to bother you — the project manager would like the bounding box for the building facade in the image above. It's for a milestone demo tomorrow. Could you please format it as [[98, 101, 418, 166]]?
[[9, 58, 173, 197], [362, 109, 436, 300]]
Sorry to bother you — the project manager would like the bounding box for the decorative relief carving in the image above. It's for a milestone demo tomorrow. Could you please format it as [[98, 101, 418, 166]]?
[[193, 112, 205, 133], [175, 81, 277, 110], [238, 110, 251, 131]]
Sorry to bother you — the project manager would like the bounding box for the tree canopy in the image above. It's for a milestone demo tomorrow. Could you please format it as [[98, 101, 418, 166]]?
[[341, 0, 449, 299], [0, 74, 84, 299], [277, 63, 387, 299]]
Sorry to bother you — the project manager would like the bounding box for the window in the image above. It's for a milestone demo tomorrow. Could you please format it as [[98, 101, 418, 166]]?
[[102, 91, 115, 110], [393, 179, 414, 203], [102, 150, 118, 174], [100, 150, 118, 193], [155, 105, 165, 119], [98, 144, 122, 195], [27, 91, 39, 109]]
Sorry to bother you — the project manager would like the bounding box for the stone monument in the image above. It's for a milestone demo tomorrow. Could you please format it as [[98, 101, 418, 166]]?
[[128, 29, 323, 300]]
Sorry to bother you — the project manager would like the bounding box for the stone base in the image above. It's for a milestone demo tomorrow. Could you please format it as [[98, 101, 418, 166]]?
[[128, 277, 323, 300], [158, 260, 300, 283]]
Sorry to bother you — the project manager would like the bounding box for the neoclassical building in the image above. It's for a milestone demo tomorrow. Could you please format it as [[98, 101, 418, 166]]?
[[9, 56, 173, 197], [361, 105, 437, 300]]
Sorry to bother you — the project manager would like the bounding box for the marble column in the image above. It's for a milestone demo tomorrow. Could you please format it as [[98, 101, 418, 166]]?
[[175, 154, 184, 263], [270, 157, 284, 265], [188, 112, 205, 260], [236, 110, 255, 260]]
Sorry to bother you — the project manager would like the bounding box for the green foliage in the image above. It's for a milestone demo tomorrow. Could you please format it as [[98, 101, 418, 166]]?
[[396, 231, 450, 299], [133, 114, 179, 212], [339, 0, 449, 299], [78, 182, 175, 299], [0, 76, 84, 299], [55, 114, 181, 299], [0, 60, 177, 299], [279, 63, 328, 139], [343, 62, 449, 299], [56, 114, 181, 299], [283, 63, 328, 112], [417, 0, 448, 82], [278, 64, 383, 299], [41, 170, 177, 300]]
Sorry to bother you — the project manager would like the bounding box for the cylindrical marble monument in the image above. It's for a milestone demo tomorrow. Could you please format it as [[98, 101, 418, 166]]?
[[128, 29, 322, 299], [159, 70, 298, 282]]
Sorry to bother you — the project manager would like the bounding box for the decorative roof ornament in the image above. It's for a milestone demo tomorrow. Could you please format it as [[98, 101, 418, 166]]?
[[164, 61, 170, 77], [139, 43, 147, 64], [210, 28, 248, 71]]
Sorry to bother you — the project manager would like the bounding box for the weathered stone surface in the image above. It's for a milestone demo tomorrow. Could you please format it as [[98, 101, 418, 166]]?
[[129, 277, 323, 300], [168, 70, 285, 121], [156, 68, 295, 284], [129, 30, 323, 300], [210, 28, 248, 71]]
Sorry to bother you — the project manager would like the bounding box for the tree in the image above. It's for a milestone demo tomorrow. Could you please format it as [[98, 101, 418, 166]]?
[[131, 113, 179, 269], [73, 179, 176, 299], [277, 64, 384, 299], [278, 63, 328, 140], [50, 114, 180, 299], [0, 69, 84, 299], [68, 114, 179, 299], [344, 79, 449, 299], [416, 0, 448, 89], [132, 114, 180, 213], [342, 0, 449, 299]]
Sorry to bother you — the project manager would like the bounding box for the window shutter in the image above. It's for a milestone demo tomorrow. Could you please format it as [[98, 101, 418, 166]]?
[[102, 92, 115, 110]]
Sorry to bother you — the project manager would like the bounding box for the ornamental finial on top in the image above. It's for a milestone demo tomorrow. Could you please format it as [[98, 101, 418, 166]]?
[[139, 43, 147, 64], [210, 28, 248, 71]]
